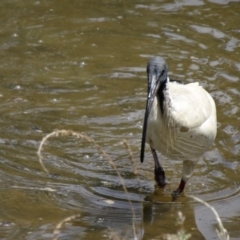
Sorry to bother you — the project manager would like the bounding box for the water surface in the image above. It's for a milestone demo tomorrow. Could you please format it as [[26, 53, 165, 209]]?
[[0, 0, 240, 239]]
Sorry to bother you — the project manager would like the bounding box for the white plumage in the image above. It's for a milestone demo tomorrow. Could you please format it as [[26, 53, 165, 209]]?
[[141, 57, 217, 195]]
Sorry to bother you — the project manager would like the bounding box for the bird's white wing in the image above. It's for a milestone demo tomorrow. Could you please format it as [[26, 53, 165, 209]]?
[[168, 82, 215, 129]]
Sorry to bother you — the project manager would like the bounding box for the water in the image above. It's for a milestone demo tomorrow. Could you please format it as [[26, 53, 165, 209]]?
[[0, 0, 239, 239]]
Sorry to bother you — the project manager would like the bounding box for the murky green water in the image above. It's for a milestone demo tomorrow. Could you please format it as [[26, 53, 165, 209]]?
[[0, 0, 239, 239]]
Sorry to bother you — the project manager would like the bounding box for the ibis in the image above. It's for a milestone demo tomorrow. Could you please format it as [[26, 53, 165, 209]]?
[[140, 56, 217, 196]]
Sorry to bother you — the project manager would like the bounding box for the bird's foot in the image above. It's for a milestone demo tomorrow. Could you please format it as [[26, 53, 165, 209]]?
[[171, 179, 186, 201], [154, 167, 166, 187], [171, 189, 181, 201]]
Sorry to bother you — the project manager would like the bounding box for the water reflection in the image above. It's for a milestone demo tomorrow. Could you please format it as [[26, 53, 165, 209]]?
[[0, 0, 239, 239]]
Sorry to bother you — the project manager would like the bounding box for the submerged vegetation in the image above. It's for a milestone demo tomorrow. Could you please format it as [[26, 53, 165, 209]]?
[[37, 130, 229, 240]]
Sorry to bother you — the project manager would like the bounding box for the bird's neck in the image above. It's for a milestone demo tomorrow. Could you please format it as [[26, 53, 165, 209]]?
[[157, 77, 170, 114]]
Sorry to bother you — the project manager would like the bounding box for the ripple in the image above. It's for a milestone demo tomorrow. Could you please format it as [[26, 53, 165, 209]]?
[[191, 25, 226, 39]]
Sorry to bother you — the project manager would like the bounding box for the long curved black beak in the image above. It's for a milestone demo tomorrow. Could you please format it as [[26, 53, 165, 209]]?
[[140, 73, 160, 162]]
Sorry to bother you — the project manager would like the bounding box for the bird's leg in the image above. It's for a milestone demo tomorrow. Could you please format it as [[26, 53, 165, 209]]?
[[151, 147, 166, 187], [171, 160, 195, 198]]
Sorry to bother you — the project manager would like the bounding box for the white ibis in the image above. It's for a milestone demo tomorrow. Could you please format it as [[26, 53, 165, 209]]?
[[140, 56, 217, 196]]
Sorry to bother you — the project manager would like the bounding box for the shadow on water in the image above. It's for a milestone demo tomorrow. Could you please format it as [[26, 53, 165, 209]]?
[[0, 0, 240, 239]]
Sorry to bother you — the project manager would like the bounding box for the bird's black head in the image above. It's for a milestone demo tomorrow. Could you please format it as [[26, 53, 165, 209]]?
[[147, 56, 168, 85], [140, 56, 168, 163]]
